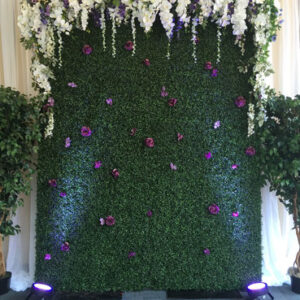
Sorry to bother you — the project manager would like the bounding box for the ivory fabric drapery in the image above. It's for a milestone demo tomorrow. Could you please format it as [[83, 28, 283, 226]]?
[[0, 0, 299, 291], [0, 0, 37, 291]]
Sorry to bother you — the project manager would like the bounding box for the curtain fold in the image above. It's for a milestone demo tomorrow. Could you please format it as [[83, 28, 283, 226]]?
[[0, 0, 299, 291], [0, 0, 36, 291]]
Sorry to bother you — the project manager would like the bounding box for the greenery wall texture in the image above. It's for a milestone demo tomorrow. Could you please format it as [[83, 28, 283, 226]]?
[[36, 19, 261, 292]]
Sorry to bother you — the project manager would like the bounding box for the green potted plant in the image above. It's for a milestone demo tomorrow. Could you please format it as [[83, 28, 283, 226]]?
[[258, 94, 300, 293], [0, 86, 41, 294]]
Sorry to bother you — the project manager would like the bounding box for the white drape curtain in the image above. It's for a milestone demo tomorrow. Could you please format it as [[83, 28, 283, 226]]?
[[0, 0, 299, 291]]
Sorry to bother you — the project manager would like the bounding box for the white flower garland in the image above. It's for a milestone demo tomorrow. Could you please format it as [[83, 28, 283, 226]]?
[[100, 7, 106, 51]]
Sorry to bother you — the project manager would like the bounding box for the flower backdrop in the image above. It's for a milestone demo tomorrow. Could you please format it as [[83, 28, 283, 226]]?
[[18, 0, 281, 137], [32, 6, 265, 289]]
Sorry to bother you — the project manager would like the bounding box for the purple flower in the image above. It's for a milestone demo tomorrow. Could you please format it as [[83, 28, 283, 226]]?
[[63, 0, 69, 9], [99, 218, 105, 226], [128, 251, 136, 258], [147, 210, 153, 217], [204, 61, 213, 70], [235, 96, 246, 108], [106, 98, 113, 106], [65, 137, 71, 148], [47, 97, 54, 107], [205, 152, 212, 160], [214, 121, 220, 129], [203, 248, 210, 255], [208, 204, 220, 215], [44, 253, 51, 260], [194, 36, 200, 44], [81, 126, 92, 137], [130, 128, 137, 136], [124, 41, 134, 51], [168, 98, 177, 107], [82, 44, 93, 55], [94, 161, 102, 169], [211, 68, 218, 77], [177, 132, 184, 141], [68, 82, 77, 88], [59, 192, 67, 197], [271, 35, 277, 42], [143, 58, 150, 66], [161, 86, 168, 97], [232, 211, 239, 217], [112, 169, 120, 179], [170, 163, 177, 170], [245, 146, 256, 156], [105, 216, 115, 226], [144, 138, 155, 148], [61, 242, 70, 252], [231, 164, 239, 170], [48, 179, 57, 187]]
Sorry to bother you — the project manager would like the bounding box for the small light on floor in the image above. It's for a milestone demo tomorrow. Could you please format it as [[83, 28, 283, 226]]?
[[247, 282, 274, 299], [25, 282, 53, 300]]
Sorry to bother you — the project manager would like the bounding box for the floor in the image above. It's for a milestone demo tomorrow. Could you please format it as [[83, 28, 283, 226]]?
[[0, 285, 298, 300]]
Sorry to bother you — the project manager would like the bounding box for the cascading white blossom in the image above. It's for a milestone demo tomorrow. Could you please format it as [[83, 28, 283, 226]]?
[[159, 0, 175, 39], [176, 0, 191, 25], [31, 59, 53, 94], [231, 0, 248, 35]]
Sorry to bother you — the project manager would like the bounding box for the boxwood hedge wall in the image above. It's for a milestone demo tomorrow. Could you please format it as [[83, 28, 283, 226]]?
[[36, 19, 261, 293]]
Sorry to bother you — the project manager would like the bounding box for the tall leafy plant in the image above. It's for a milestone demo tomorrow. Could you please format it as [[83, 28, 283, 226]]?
[[258, 94, 300, 275], [0, 86, 42, 277]]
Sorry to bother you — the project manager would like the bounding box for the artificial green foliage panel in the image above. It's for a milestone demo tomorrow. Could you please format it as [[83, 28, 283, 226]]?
[[36, 20, 261, 292]]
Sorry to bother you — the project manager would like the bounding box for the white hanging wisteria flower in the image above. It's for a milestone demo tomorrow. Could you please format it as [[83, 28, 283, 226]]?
[[231, 0, 248, 36], [31, 59, 54, 94], [44, 111, 54, 138]]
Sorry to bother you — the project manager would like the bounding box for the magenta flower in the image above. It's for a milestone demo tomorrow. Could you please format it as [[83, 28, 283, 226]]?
[[47, 97, 54, 107], [105, 215, 115, 226], [204, 61, 213, 70], [94, 161, 102, 169], [44, 253, 51, 260], [170, 163, 177, 170], [214, 121, 220, 129], [168, 98, 177, 107], [245, 146, 256, 156], [205, 152, 212, 160], [208, 204, 220, 215], [82, 44, 93, 55], [211, 68, 218, 77], [59, 192, 66, 197], [130, 128, 137, 136], [147, 210, 153, 217], [235, 96, 246, 108], [99, 218, 105, 226], [68, 82, 77, 88], [61, 242, 70, 252], [65, 137, 71, 148], [112, 168, 120, 179], [203, 248, 210, 255], [232, 211, 239, 217], [48, 179, 57, 187], [106, 98, 113, 106], [124, 41, 134, 51], [231, 164, 239, 169], [81, 126, 92, 137], [177, 132, 184, 141], [128, 251, 136, 258], [161, 86, 168, 97], [144, 138, 155, 148], [143, 58, 150, 66]]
